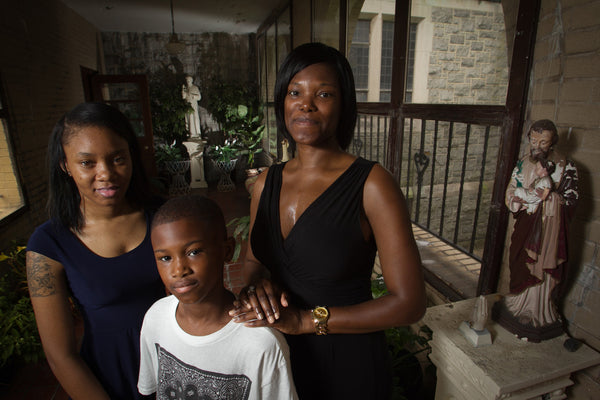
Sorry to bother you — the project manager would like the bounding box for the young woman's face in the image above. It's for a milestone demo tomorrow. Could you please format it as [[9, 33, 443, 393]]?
[[62, 126, 133, 209], [151, 218, 232, 304], [284, 62, 342, 148]]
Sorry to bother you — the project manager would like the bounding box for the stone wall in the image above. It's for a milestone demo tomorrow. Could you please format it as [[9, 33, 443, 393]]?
[[502, 0, 600, 396], [427, 5, 509, 105], [101, 31, 257, 109], [0, 0, 99, 248]]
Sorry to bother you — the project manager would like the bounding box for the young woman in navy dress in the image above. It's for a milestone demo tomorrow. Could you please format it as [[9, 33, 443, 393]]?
[[27, 103, 164, 399]]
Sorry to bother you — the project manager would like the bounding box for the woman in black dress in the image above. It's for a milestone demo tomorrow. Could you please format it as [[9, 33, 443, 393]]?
[[231, 42, 426, 399]]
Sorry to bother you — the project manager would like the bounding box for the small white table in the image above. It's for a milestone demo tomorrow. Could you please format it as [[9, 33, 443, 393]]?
[[423, 296, 600, 399]]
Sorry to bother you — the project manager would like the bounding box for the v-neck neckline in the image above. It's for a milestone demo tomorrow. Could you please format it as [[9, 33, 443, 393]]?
[[277, 157, 361, 243]]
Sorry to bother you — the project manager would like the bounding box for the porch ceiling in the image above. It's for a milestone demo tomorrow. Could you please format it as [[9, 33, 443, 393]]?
[[61, 0, 282, 34]]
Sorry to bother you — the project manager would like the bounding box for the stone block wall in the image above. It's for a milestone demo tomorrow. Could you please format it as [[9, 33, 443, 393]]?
[[506, 0, 600, 396], [0, 0, 99, 248], [427, 5, 509, 105], [100, 31, 257, 110]]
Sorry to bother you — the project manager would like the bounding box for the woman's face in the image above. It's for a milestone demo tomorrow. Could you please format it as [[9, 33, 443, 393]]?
[[284, 62, 342, 148], [62, 126, 133, 210]]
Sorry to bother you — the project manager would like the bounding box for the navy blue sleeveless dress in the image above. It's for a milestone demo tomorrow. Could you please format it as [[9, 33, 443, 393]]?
[[251, 157, 392, 400], [27, 211, 164, 399]]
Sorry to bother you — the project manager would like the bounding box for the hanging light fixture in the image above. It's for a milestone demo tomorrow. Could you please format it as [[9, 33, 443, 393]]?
[[166, 0, 186, 55]]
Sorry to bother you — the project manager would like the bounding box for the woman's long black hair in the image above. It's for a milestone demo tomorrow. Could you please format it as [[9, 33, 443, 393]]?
[[274, 42, 358, 153], [47, 102, 154, 231]]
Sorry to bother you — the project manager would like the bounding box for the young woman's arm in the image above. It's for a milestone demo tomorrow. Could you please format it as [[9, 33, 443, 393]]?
[[27, 251, 110, 400]]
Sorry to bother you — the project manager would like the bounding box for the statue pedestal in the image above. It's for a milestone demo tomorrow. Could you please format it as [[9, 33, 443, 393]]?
[[183, 140, 208, 189], [423, 296, 600, 400]]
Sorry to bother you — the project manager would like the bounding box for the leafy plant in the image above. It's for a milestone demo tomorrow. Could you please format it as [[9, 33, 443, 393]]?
[[371, 274, 432, 400], [149, 66, 193, 147], [204, 80, 265, 168], [207, 139, 240, 163], [0, 243, 45, 369], [227, 215, 250, 262], [224, 104, 265, 168], [154, 143, 185, 168]]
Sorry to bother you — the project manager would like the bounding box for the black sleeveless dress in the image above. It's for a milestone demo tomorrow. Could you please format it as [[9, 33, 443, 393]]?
[[251, 157, 392, 400]]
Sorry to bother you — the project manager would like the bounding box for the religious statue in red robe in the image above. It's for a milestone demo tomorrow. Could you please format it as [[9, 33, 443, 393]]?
[[492, 119, 578, 342]]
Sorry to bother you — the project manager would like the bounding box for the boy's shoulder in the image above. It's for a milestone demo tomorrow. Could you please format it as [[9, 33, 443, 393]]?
[[144, 295, 177, 321], [233, 324, 289, 353]]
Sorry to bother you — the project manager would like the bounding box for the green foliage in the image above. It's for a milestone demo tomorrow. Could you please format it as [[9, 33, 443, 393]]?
[[154, 143, 185, 169], [204, 80, 265, 167], [227, 216, 250, 262], [0, 243, 45, 368], [371, 274, 432, 400], [225, 105, 265, 167], [149, 66, 193, 146], [204, 80, 258, 128]]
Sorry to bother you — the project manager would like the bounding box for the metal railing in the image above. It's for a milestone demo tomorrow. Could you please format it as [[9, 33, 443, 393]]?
[[352, 112, 501, 261]]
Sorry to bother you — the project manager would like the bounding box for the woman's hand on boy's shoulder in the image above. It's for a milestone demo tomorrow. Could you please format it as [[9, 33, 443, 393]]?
[[230, 278, 286, 324]]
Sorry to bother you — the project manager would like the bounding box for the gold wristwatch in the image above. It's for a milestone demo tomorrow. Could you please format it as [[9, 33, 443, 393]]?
[[311, 306, 329, 335]]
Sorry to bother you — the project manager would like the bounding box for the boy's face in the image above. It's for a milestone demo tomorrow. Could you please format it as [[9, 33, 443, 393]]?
[[151, 218, 233, 304]]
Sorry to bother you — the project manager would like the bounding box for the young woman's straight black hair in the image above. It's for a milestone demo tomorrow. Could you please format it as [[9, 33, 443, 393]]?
[[47, 102, 154, 231], [274, 42, 358, 153]]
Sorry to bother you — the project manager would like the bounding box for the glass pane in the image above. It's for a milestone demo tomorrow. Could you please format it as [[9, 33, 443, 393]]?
[[266, 25, 277, 103], [313, 0, 340, 47], [101, 82, 140, 101], [258, 34, 267, 105], [408, 0, 510, 105], [346, 0, 396, 103], [0, 119, 25, 220], [277, 7, 291, 69]]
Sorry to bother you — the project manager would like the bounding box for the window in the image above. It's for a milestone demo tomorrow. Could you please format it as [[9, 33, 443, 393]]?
[[405, 23, 418, 103], [257, 6, 291, 160], [379, 20, 394, 102], [348, 19, 370, 102], [0, 75, 25, 221]]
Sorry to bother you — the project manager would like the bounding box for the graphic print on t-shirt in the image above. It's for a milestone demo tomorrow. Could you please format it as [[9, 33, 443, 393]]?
[[155, 344, 251, 400]]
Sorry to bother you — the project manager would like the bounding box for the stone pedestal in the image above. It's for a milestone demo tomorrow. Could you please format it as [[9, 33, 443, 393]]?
[[183, 140, 208, 189], [423, 296, 600, 400]]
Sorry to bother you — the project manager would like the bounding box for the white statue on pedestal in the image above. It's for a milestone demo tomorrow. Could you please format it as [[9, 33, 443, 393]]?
[[182, 76, 202, 138], [183, 140, 208, 189]]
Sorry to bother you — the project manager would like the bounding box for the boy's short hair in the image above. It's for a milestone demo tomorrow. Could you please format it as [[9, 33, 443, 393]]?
[[152, 195, 227, 239]]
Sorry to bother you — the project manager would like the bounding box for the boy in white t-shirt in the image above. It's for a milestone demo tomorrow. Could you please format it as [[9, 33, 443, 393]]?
[[138, 195, 297, 399]]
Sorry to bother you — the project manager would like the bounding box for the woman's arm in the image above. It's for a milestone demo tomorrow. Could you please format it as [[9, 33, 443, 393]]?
[[239, 164, 426, 335], [26, 251, 110, 400], [233, 170, 289, 324]]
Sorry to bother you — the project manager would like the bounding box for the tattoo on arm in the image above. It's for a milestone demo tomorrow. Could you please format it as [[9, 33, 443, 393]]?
[[27, 253, 57, 297]]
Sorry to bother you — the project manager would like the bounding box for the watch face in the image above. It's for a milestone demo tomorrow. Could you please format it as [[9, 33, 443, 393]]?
[[314, 306, 329, 321]]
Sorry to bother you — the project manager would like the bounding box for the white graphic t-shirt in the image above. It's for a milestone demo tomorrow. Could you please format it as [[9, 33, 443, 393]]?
[[138, 295, 297, 400]]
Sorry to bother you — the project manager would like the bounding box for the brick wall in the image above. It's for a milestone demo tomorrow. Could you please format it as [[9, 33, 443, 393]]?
[[506, 0, 600, 396], [0, 0, 99, 248]]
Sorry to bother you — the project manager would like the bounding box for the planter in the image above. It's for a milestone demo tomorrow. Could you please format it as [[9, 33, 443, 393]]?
[[165, 160, 191, 196], [212, 159, 238, 192]]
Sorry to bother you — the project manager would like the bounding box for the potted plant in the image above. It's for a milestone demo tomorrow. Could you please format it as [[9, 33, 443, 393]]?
[[149, 66, 195, 195], [154, 143, 191, 196], [0, 243, 45, 382], [207, 138, 240, 192]]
